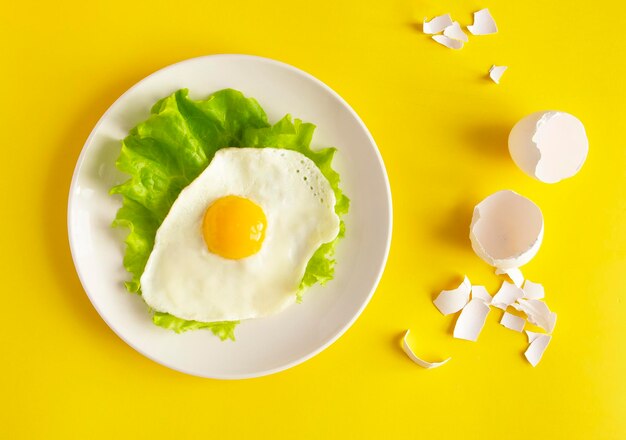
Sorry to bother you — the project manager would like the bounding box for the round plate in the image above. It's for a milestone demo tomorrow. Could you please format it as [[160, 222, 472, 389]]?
[[68, 54, 392, 379]]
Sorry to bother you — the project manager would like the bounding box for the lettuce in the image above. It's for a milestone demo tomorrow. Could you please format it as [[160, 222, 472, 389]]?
[[111, 88, 348, 340], [152, 312, 239, 341]]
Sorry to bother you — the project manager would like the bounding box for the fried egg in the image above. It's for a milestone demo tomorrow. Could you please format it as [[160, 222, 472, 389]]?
[[140, 147, 341, 322]]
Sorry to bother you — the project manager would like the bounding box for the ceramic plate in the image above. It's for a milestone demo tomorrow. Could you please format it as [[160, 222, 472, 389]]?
[[68, 54, 392, 379]]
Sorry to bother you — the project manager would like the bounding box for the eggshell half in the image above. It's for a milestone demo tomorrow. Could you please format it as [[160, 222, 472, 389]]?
[[470, 190, 544, 270], [508, 111, 588, 183]]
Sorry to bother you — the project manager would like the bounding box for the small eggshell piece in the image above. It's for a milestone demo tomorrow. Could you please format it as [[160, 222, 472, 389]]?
[[432, 35, 464, 50], [467, 9, 498, 35], [433, 276, 471, 315], [524, 332, 552, 367], [526, 330, 543, 343], [402, 330, 451, 369], [423, 14, 453, 34], [496, 267, 524, 287], [500, 312, 525, 332], [443, 22, 469, 42], [471, 285, 492, 304], [489, 65, 507, 84], [492, 281, 524, 310], [514, 299, 557, 333], [523, 280, 545, 299], [453, 298, 490, 341]]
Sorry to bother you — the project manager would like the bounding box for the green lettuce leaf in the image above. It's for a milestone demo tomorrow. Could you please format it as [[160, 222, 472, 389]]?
[[111, 88, 348, 340], [152, 312, 239, 341]]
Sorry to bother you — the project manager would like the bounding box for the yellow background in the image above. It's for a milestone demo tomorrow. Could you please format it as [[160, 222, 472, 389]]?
[[2, 0, 625, 438]]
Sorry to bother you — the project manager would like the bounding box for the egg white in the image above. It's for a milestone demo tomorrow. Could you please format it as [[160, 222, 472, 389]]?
[[140, 147, 340, 322]]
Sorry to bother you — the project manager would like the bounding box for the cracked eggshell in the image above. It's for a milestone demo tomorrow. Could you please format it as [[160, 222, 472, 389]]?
[[500, 312, 525, 332], [508, 111, 589, 183], [453, 298, 490, 342], [495, 267, 524, 287], [524, 332, 552, 367], [471, 285, 492, 304], [492, 281, 524, 310], [523, 280, 545, 299], [489, 65, 507, 84], [433, 276, 471, 315], [443, 22, 469, 42], [423, 14, 453, 34], [467, 9, 498, 35], [432, 35, 464, 50], [402, 330, 451, 369], [470, 190, 544, 270], [514, 299, 557, 333]]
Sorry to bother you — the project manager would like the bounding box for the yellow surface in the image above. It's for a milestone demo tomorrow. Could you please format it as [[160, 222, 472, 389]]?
[[2, 0, 625, 438]]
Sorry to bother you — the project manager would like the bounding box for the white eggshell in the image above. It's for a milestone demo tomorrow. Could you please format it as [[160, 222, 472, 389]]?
[[488, 65, 507, 84], [401, 330, 451, 369], [423, 14, 453, 34], [443, 22, 469, 42], [432, 35, 464, 50], [524, 332, 552, 367], [453, 298, 490, 342], [469, 190, 544, 270], [467, 8, 498, 35], [433, 276, 471, 315], [500, 312, 525, 332], [508, 111, 588, 183]]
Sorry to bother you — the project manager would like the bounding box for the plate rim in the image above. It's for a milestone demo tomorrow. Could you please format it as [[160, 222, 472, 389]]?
[[67, 53, 393, 379]]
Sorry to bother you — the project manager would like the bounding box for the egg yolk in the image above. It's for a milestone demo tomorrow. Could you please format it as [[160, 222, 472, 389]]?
[[202, 195, 267, 260]]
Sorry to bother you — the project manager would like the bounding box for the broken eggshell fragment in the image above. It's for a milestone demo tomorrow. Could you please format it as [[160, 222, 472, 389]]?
[[423, 14, 453, 34], [512, 299, 557, 333], [443, 22, 469, 42], [470, 190, 544, 271], [467, 8, 498, 35], [453, 298, 490, 342], [432, 35, 464, 50], [508, 111, 589, 183], [495, 267, 524, 287], [524, 331, 552, 367], [489, 65, 507, 84], [433, 276, 471, 315], [402, 330, 451, 369], [500, 312, 526, 332], [491, 281, 524, 310]]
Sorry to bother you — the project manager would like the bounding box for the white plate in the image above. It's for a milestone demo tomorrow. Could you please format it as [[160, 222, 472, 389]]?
[[68, 54, 392, 379]]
